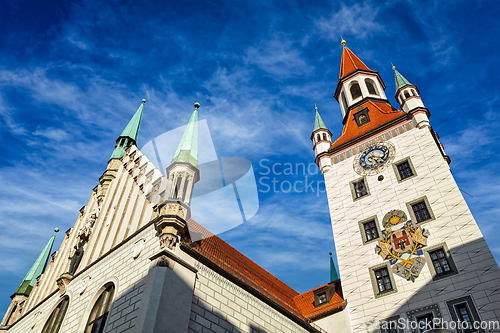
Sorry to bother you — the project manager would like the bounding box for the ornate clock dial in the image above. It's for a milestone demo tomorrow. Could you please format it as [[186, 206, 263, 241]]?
[[354, 141, 395, 175]]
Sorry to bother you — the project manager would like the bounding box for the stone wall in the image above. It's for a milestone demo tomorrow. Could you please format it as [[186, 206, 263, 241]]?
[[189, 261, 312, 333]]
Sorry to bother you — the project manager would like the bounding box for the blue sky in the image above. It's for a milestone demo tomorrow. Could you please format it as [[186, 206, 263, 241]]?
[[1, 0, 499, 313]]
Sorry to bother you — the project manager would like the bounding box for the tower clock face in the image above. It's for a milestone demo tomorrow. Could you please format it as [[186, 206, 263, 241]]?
[[353, 141, 395, 175]]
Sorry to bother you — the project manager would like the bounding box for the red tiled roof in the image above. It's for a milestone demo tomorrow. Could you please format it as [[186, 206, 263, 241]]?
[[184, 219, 345, 321], [185, 219, 303, 318], [339, 47, 371, 79], [293, 282, 345, 320], [331, 100, 406, 150]]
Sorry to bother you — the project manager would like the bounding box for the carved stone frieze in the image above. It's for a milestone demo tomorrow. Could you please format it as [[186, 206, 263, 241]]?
[[159, 233, 177, 250], [153, 255, 172, 268]]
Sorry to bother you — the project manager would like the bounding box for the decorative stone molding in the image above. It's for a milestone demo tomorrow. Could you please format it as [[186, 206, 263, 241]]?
[[149, 249, 197, 272], [79, 276, 91, 295], [133, 239, 145, 258], [56, 273, 73, 295], [31, 311, 42, 329], [159, 233, 177, 250]]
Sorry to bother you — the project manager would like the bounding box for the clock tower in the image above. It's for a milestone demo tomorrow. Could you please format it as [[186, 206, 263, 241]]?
[[313, 41, 500, 332]]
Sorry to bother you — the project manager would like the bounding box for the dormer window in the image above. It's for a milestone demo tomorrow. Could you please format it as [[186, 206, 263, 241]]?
[[313, 285, 336, 307], [317, 292, 327, 305], [350, 82, 362, 100], [365, 79, 379, 96], [354, 106, 370, 127]]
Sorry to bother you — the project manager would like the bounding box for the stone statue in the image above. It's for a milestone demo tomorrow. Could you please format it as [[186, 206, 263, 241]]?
[[67, 240, 85, 275]]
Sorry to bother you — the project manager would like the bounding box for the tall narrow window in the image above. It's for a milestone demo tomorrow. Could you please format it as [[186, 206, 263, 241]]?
[[354, 179, 367, 198], [397, 161, 413, 180], [181, 177, 189, 202], [412, 201, 431, 222], [375, 268, 392, 292], [173, 176, 183, 199], [363, 221, 379, 241], [322, 133, 327, 141], [41, 296, 69, 333], [404, 91, 410, 99], [350, 82, 362, 100], [85, 284, 115, 333], [341, 91, 349, 113], [317, 134, 320, 143], [365, 79, 378, 96], [412, 89, 417, 96], [429, 249, 451, 275], [455, 304, 474, 332]]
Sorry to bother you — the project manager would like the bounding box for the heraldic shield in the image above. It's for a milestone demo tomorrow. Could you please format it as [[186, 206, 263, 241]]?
[[375, 210, 430, 282]]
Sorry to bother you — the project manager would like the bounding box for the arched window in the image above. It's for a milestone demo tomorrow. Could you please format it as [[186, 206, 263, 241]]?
[[41, 296, 69, 333], [84, 284, 115, 333], [341, 92, 349, 114], [350, 82, 362, 100], [173, 176, 182, 199], [404, 91, 410, 99], [322, 133, 327, 141], [365, 79, 378, 96], [358, 114, 369, 125], [412, 89, 417, 96], [181, 177, 189, 202]]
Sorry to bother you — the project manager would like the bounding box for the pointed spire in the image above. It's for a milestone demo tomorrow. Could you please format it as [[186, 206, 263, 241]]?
[[339, 40, 371, 79], [13, 230, 58, 297], [313, 105, 328, 132], [110, 99, 146, 159], [330, 252, 339, 282], [171, 103, 199, 168], [393, 65, 412, 92]]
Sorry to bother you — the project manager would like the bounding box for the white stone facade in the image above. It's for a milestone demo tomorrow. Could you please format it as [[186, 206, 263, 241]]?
[[323, 123, 500, 332]]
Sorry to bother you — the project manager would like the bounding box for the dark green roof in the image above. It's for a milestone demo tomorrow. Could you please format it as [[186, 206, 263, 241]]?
[[111, 99, 145, 159], [120, 100, 145, 142], [14, 235, 55, 296], [171, 104, 199, 168], [313, 110, 328, 132], [330, 256, 339, 282], [394, 69, 412, 92]]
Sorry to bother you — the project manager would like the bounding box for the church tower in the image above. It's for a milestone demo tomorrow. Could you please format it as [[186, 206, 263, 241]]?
[[314, 41, 500, 332]]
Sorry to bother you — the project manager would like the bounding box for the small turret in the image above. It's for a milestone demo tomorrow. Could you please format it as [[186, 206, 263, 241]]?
[[0, 230, 58, 328], [311, 106, 332, 174], [393, 65, 425, 112]]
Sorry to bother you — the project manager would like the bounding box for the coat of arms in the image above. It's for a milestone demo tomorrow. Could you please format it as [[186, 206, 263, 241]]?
[[375, 212, 430, 282]]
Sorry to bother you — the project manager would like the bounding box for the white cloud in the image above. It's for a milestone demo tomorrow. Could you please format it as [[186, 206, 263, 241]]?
[[315, 2, 383, 40]]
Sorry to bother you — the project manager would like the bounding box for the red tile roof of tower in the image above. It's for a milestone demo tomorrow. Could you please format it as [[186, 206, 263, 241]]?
[[330, 100, 405, 150]]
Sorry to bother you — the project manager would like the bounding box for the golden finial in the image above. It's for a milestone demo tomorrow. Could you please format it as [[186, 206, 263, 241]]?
[[315, 103, 318, 111], [391, 62, 396, 70], [340, 36, 346, 47]]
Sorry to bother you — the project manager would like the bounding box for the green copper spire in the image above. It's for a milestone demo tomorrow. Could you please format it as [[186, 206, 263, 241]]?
[[313, 106, 328, 132], [330, 253, 339, 282], [110, 99, 146, 159], [14, 231, 57, 297], [171, 103, 199, 168], [393, 65, 412, 92]]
